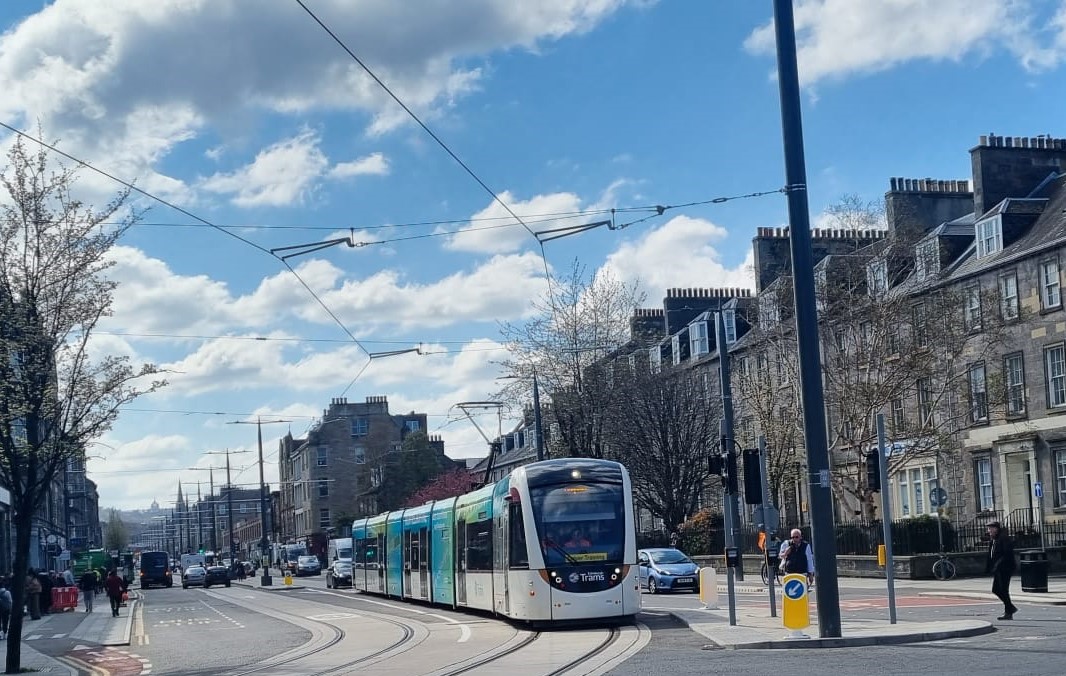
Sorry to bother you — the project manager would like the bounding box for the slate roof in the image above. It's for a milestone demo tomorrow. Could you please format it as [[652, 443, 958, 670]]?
[[947, 173, 1066, 282]]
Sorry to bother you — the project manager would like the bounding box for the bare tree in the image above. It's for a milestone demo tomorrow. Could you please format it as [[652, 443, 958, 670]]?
[[818, 238, 1013, 519], [603, 364, 721, 532], [497, 261, 644, 458], [731, 303, 804, 515], [0, 135, 164, 672]]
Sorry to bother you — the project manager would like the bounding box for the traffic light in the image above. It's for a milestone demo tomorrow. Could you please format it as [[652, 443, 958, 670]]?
[[708, 453, 724, 476], [724, 449, 739, 496], [866, 450, 881, 492], [742, 448, 762, 505]]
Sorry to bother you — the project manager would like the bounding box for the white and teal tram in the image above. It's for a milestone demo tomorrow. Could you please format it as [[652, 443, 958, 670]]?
[[351, 458, 641, 622]]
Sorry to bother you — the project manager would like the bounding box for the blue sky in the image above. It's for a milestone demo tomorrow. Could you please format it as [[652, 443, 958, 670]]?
[[1, 0, 1065, 509]]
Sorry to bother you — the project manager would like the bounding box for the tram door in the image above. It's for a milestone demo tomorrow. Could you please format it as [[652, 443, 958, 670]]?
[[418, 527, 429, 597], [495, 508, 509, 614], [456, 519, 467, 604], [375, 532, 386, 593], [403, 528, 413, 597]]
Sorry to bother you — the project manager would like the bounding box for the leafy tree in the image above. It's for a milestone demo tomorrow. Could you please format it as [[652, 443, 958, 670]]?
[[404, 469, 477, 507], [104, 509, 129, 552], [604, 365, 721, 532], [498, 260, 644, 458], [0, 135, 164, 672]]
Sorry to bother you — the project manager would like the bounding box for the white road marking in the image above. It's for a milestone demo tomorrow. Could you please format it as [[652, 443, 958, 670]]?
[[458, 625, 471, 643], [426, 613, 459, 624]]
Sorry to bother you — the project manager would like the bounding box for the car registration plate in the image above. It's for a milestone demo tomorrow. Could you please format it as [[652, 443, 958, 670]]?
[[677, 577, 693, 584]]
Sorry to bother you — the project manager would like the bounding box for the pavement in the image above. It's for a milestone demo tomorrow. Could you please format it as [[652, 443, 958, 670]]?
[[7, 590, 140, 673], [668, 572, 1066, 649]]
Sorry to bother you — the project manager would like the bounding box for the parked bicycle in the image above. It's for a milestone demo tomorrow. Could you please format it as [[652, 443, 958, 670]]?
[[932, 552, 957, 581]]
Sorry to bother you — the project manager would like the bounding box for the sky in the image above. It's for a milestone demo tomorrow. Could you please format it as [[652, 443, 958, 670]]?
[[2, 0, 1065, 511]]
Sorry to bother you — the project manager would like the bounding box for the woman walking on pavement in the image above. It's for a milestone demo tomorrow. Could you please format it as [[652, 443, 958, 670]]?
[[25, 569, 41, 620], [104, 569, 124, 617]]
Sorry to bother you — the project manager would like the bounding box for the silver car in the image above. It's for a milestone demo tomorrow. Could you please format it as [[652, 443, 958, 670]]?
[[182, 565, 206, 589], [296, 555, 321, 576]]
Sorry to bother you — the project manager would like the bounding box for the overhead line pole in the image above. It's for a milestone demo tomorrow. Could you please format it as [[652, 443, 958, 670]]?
[[772, 0, 842, 637]]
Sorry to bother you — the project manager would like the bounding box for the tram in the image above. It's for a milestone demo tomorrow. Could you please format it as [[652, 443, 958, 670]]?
[[351, 458, 640, 622]]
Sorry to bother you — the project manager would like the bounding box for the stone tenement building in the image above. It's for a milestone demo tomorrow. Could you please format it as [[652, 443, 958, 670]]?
[[603, 133, 1066, 534], [278, 396, 444, 545]]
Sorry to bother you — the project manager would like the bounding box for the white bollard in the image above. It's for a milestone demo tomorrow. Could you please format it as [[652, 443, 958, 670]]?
[[699, 567, 718, 609]]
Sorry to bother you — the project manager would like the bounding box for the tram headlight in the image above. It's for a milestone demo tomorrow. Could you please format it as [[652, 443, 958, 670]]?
[[610, 574, 618, 581], [554, 576, 562, 584], [614, 568, 621, 574]]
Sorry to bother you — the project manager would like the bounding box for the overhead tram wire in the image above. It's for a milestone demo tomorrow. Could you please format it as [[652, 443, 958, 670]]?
[[0, 121, 374, 365]]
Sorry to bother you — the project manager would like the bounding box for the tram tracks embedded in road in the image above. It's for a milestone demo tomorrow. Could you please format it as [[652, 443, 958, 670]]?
[[545, 626, 621, 676], [434, 625, 623, 676], [225, 610, 422, 676]]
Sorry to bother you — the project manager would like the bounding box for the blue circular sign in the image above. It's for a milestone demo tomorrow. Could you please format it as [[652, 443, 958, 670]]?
[[783, 579, 805, 600]]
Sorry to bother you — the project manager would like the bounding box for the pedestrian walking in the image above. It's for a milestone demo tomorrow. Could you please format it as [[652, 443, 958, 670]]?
[[25, 570, 42, 620], [986, 521, 1018, 620], [0, 576, 12, 639], [778, 528, 816, 586], [104, 570, 124, 617], [79, 569, 97, 613]]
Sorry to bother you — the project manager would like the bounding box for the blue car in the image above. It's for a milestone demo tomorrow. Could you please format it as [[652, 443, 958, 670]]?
[[638, 548, 700, 594]]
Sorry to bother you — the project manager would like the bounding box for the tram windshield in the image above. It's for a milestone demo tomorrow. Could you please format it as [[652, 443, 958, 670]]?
[[530, 483, 624, 565]]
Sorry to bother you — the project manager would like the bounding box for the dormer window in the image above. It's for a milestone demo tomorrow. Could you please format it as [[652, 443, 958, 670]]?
[[689, 320, 709, 358], [867, 259, 888, 297], [758, 294, 780, 326], [649, 344, 662, 373], [723, 309, 737, 344], [671, 334, 682, 366], [915, 240, 939, 281], [975, 215, 1003, 258]]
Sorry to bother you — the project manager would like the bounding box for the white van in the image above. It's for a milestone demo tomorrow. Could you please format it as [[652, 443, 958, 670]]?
[[328, 538, 353, 563]]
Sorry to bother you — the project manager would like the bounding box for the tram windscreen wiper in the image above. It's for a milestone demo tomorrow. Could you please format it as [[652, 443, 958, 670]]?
[[543, 538, 580, 566]]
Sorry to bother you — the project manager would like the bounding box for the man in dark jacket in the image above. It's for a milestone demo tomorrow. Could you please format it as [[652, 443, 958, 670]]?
[[987, 521, 1018, 620]]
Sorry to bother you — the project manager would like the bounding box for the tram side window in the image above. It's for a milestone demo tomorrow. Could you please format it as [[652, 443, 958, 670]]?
[[465, 520, 493, 572], [509, 503, 528, 568], [364, 538, 379, 569]]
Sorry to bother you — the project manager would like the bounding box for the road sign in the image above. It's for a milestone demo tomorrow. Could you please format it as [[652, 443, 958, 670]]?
[[781, 573, 810, 631], [752, 505, 781, 532], [929, 487, 949, 507], [1034, 481, 1043, 498]]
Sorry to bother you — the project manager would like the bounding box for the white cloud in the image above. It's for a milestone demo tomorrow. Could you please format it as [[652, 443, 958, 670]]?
[[445, 180, 636, 254], [200, 129, 329, 208], [599, 215, 754, 300], [743, 0, 1062, 86], [0, 0, 641, 206], [327, 152, 390, 179], [445, 190, 583, 254]]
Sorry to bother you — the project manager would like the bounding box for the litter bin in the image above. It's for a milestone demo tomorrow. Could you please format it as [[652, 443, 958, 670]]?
[[1019, 550, 1049, 593]]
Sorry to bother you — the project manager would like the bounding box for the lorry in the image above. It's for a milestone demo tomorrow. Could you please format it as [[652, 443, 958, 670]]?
[[327, 538, 353, 563]]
